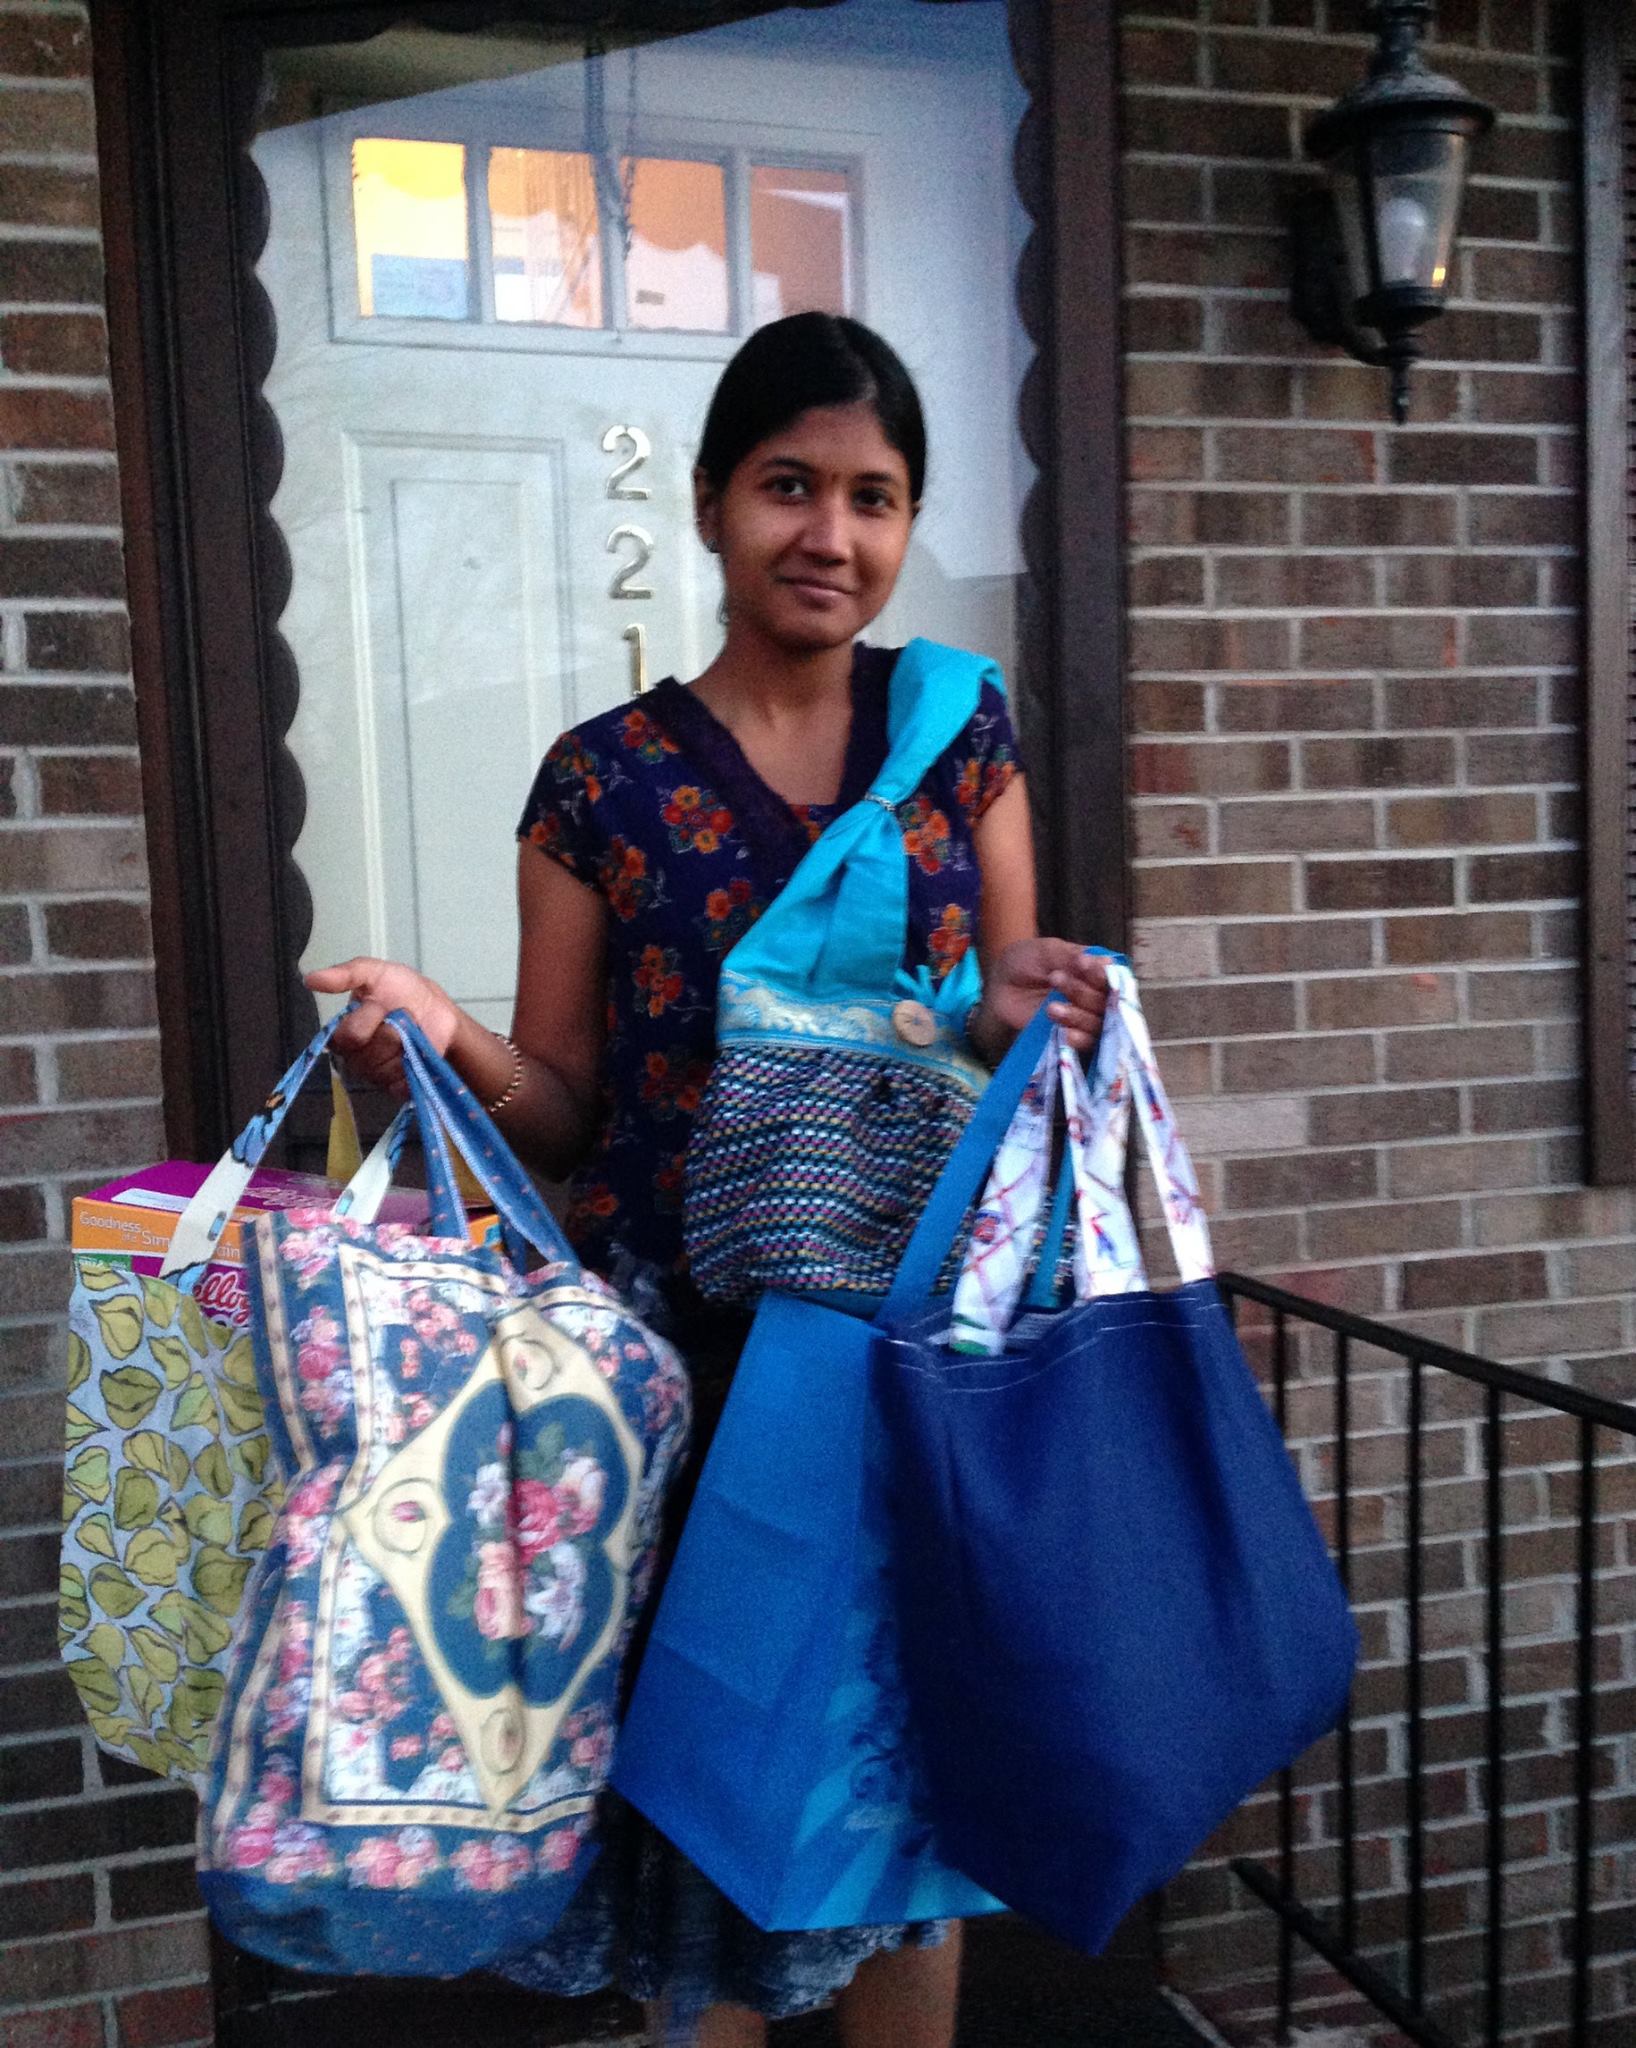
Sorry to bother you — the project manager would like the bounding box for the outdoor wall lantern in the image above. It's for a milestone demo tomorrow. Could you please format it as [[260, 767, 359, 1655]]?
[[1290, 0, 1494, 422]]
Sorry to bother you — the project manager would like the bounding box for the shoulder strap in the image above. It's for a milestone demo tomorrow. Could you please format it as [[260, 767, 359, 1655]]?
[[724, 640, 1001, 1001]]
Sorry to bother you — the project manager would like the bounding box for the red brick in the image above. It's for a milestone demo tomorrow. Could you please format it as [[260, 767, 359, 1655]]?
[[1125, 423, 1203, 479], [1218, 798, 1376, 855], [1382, 675, 1542, 730], [1132, 860, 1294, 919], [1128, 614, 1291, 674], [1125, 358, 1291, 421], [1122, 160, 1205, 221], [1120, 23, 1199, 85], [0, 164, 99, 232], [1465, 611, 1576, 667], [1477, 1298, 1629, 1363], [1387, 1136, 1542, 1199], [1383, 553, 1542, 609], [1216, 427, 1377, 485], [1123, 295, 1202, 354], [1460, 183, 1542, 240], [1130, 679, 1208, 732], [1299, 613, 1459, 673], [1303, 735, 1456, 789], [1224, 1148, 1379, 1209], [1467, 965, 1576, 1021], [1310, 1087, 1461, 1146], [43, 898, 151, 961], [1401, 1251, 1550, 1310], [0, 309, 106, 378], [1127, 554, 1205, 607], [1467, 849, 1577, 903], [1297, 360, 1460, 423], [1219, 1033, 1375, 1093], [0, 387, 113, 453], [1123, 228, 1284, 292], [0, 85, 94, 154], [1133, 800, 1208, 858], [0, 236, 103, 306], [1131, 739, 1290, 795], [23, 611, 130, 673], [115, 1982, 213, 2048], [1306, 859, 1455, 912], [1464, 729, 1578, 784], [1215, 677, 1372, 732], [1121, 91, 1293, 161], [1469, 1076, 1578, 1132], [37, 753, 145, 816], [1141, 978, 1297, 1041], [11, 457, 121, 525], [1305, 1200, 1466, 1261], [1387, 430, 1542, 485], [0, 537, 123, 600], [1383, 911, 1532, 964], [1466, 491, 1578, 547], [1217, 917, 1373, 974], [1386, 792, 1539, 848], [0, 2005, 105, 2048], [1299, 491, 1459, 548], [1307, 972, 1459, 1030], [1215, 554, 1375, 610]]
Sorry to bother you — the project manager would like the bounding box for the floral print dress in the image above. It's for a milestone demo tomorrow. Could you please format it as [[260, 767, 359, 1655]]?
[[501, 644, 1020, 2028]]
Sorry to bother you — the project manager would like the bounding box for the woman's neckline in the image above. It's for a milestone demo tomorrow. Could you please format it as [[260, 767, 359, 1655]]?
[[643, 645, 890, 875]]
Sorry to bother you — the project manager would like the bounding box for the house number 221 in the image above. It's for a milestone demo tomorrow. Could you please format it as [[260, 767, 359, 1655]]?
[[602, 425, 652, 694]]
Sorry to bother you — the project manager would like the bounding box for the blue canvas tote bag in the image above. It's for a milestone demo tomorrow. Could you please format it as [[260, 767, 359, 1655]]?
[[683, 637, 995, 1305], [873, 965, 1358, 1955], [610, 1285, 1002, 1931], [195, 1014, 691, 1976]]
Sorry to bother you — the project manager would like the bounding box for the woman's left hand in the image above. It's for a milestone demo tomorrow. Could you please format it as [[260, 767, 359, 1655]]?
[[972, 940, 1110, 1060]]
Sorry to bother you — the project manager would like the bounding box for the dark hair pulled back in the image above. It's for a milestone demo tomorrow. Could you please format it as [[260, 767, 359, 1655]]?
[[696, 313, 927, 503]]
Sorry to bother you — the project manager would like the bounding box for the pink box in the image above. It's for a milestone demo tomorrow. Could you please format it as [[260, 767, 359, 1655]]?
[[72, 1160, 496, 1329]]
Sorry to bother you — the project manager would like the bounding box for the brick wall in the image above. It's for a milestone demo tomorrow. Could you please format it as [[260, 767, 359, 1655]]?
[[1120, 1, 1634, 2043], [0, 3, 213, 2043]]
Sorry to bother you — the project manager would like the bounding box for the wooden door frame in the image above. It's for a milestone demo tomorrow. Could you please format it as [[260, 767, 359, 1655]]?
[[1581, 3, 1634, 1185], [90, 0, 1130, 1161]]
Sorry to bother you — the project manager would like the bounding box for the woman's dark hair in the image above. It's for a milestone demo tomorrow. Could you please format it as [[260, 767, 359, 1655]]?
[[696, 313, 927, 502]]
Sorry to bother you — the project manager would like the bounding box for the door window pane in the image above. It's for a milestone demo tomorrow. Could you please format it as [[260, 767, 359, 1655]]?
[[623, 157, 729, 332], [352, 138, 469, 319], [489, 147, 603, 328], [750, 164, 852, 323]]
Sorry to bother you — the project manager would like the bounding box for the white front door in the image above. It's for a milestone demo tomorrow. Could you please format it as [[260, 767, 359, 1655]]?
[[254, 2, 1028, 1032]]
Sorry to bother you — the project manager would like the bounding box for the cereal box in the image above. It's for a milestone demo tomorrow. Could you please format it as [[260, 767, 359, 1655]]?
[[71, 1161, 498, 1329]]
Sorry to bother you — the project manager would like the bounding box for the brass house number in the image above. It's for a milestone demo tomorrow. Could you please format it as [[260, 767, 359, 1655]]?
[[602, 425, 652, 696]]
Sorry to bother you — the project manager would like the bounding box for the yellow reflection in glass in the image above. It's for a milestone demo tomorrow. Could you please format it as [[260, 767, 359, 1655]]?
[[623, 158, 728, 333], [490, 148, 603, 328], [352, 139, 470, 320], [749, 165, 852, 327]]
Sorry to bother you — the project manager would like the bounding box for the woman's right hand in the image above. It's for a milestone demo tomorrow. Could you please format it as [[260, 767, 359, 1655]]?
[[304, 958, 463, 1098]]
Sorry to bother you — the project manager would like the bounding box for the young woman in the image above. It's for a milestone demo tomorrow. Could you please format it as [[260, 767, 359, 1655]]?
[[311, 313, 1107, 2047]]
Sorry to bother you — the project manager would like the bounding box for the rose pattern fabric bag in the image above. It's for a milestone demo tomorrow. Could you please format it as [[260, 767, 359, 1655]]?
[[873, 968, 1358, 1955], [195, 1015, 690, 1977]]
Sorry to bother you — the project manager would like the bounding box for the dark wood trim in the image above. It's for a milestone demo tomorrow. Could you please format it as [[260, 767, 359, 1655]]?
[[1580, 3, 1634, 1184], [1046, 0, 1127, 949], [93, 0, 215, 1156]]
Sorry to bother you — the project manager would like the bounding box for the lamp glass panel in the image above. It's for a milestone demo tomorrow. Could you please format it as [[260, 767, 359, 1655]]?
[[1327, 152, 1375, 312], [1361, 124, 1468, 291]]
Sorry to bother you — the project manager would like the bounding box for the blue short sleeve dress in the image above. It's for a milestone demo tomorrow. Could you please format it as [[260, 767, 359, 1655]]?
[[501, 643, 1020, 2026]]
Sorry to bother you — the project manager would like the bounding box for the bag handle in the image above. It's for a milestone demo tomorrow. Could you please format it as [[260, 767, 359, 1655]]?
[[159, 1016, 349, 1277], [388, 1013, 578, 1269], [880, 959, 1213, 1330]]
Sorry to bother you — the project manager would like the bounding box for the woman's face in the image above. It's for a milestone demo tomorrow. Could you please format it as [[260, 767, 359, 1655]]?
[[696, 401, 915, 655]]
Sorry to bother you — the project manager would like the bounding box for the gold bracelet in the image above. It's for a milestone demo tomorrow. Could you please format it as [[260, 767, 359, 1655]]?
[[483, 1034, 525, 1119]]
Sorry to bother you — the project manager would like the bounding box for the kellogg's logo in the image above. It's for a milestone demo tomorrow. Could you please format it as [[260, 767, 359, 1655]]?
[[195, 1264, 251, 1327]]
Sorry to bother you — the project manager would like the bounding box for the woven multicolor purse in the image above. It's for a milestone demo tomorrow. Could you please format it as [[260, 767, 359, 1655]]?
[[682, 639, 998, 1305]]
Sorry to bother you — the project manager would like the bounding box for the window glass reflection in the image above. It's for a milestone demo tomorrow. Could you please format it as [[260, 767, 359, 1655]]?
[[624, 157, 729, 332], [750, 164, 851, 323], [489, 147, 604, 328], [352, 138, 469, 319]]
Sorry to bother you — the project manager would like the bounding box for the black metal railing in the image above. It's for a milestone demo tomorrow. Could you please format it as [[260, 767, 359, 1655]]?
[[1213, 1270, 1636, 2048]]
